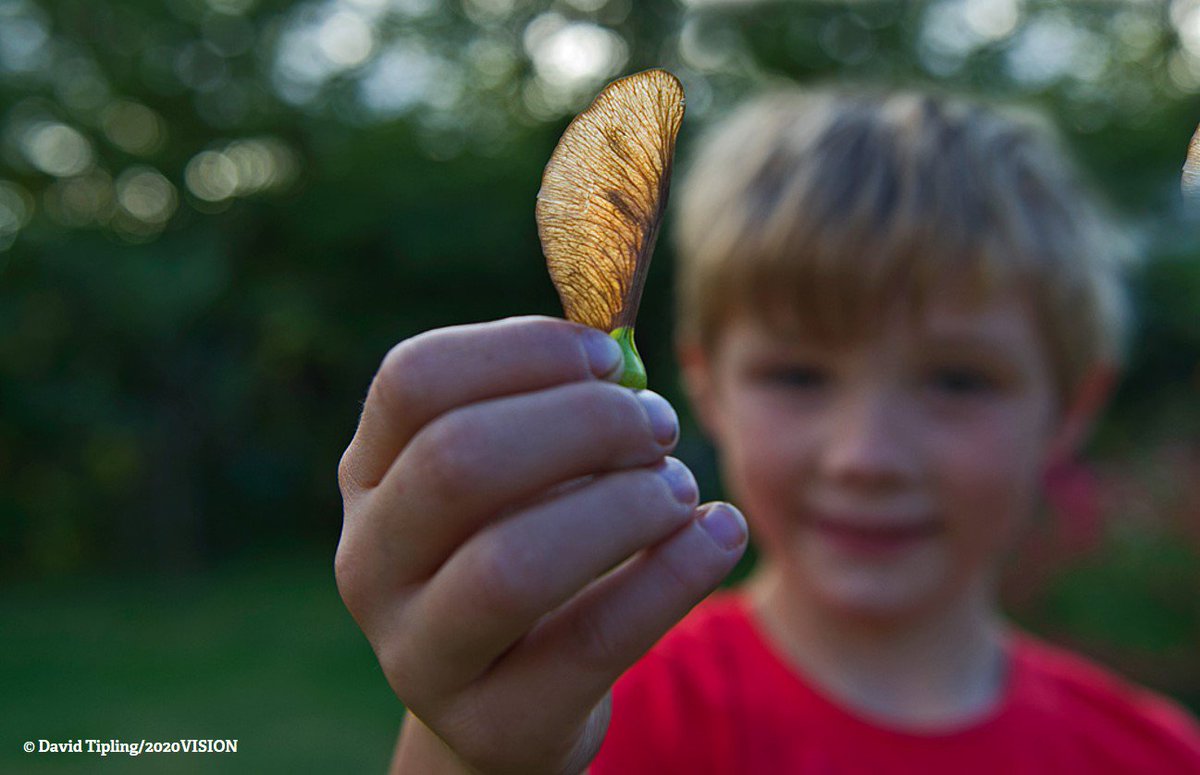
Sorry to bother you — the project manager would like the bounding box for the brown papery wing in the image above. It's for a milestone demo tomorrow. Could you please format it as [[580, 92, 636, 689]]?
[[1185, 122, 1200, 199], [536, 69, 685, 332]]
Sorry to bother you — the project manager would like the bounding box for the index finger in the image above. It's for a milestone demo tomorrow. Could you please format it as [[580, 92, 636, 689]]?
[[339, 315, 625, 496]]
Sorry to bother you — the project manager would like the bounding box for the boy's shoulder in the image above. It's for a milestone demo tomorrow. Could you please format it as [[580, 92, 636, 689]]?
[[1008, 631, 1200, 762], [640, 591, 1200, 743]]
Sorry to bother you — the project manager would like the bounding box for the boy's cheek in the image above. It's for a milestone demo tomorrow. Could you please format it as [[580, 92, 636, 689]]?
[[715, 414, 792, 488], [717, 449, 794, 548], [940, 468, 1041, 584]]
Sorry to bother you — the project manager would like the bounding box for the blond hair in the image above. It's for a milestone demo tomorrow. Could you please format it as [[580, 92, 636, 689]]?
[[673, 87, 1132, 404]]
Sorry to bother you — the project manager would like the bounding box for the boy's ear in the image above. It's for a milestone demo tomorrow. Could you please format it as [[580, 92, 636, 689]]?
[[1045, 362, 1119, 466], [676, 337, 723, 441]]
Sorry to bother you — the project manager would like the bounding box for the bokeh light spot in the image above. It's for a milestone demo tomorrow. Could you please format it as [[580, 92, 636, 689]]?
[[186, 150, 239, 202], [101, 101, 167, 156], [1168, 48, 1200, 92], [0, 0, 51, 73], [0, 179, 34, 250], [206, 0, 256, 15], [176, 40, 231, 92], [358, 41, 440, 116], [392, 0, 438, 17], [464, 0, 519, 25], [525, 14, 627, 91], [317, 9, 375, 68], [202, 12, 257, 57], [1173, 0, 1200, 58], [679, 17, 741, 72], [820, 13, 873, 65], [54, 57, 111, 112], [1006, 14, 1102, 86], [22, 122, 95, 178], [185, 138, 299, 203], [962, 0, 1019, 40], [564, 0, 607, 11], [116, 166, 177, 225], [43, 170, 116, 227], [467, 37, 518, 88]]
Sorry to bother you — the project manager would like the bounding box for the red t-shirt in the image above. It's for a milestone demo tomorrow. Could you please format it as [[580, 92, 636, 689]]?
[[593, 593, 1200, 774]]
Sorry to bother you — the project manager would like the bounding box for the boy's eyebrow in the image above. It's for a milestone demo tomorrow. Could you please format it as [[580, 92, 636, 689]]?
[[918, 333, 1029, 364], [750, 320, 1039, 368]]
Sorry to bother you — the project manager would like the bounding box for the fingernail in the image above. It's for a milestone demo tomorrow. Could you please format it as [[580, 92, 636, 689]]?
[[581, 329, 624, 380], [635, 390, 678, 447], [655, 458, 698, 505], [697, 503, 748, 551]]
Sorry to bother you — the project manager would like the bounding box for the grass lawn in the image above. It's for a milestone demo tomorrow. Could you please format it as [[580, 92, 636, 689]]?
[[2, 551, 403, 773], [5, 545, 1196, 774]]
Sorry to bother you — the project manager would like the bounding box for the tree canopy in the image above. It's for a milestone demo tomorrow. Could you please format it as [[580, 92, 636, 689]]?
[[3, 0, 1200, 581]]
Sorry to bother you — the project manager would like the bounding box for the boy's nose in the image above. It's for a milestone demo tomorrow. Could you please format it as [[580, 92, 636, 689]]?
[[820, 389, 918, 491]]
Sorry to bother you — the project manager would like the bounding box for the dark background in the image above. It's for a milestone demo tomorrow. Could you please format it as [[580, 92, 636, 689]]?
[[3, 0, 1199, 771]]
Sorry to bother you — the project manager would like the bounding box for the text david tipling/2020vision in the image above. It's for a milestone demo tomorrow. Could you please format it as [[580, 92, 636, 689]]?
[[23, 737, 238, 757]]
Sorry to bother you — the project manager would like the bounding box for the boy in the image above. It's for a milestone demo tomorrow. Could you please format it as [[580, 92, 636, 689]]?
[[335, 87, 1200, 773]]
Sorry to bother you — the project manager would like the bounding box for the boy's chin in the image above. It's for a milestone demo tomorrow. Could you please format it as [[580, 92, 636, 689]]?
[[807, 582, 940, 625], [793, 535, 950, 623]]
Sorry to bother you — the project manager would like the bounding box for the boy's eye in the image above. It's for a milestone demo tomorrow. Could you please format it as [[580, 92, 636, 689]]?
[[929, 367, 997, 395], [761, 365, 827, 388]]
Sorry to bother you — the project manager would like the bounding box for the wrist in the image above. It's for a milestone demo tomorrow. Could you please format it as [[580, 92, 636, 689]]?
[[389, 711, 595, 775], [390, 712, 479, 775]]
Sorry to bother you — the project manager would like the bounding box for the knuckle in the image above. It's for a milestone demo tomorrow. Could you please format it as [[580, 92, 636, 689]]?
[[336, 445, 359, 497], [375, 630, 423, 703], [467, 531, 546, 622], [333, 535, 370, 624], [566, 605, 624, 672], [374, 337, 424, 408], [412, 412, 487, 502]]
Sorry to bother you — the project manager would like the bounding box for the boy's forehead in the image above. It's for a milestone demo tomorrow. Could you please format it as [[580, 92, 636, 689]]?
[[736, 282, 1045, 354]]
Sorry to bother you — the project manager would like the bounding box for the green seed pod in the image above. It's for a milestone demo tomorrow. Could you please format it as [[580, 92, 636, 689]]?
[[610, 326, 647, 390]]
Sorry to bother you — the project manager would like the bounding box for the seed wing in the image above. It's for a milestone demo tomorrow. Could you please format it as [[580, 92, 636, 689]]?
[[536, 69, 685, 332]]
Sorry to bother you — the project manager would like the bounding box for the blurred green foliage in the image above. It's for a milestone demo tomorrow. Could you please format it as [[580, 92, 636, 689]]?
[[2, 0, 1200, 706]]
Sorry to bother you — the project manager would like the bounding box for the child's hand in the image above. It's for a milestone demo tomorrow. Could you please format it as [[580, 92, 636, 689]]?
[[335, 316, 747, 775]]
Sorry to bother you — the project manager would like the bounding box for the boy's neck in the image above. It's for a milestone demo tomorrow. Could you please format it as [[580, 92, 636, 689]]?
[[747, 564, 1009, 731]]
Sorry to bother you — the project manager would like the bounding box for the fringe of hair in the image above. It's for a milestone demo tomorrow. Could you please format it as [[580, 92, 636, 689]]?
[[673, 88, 1133, 403]]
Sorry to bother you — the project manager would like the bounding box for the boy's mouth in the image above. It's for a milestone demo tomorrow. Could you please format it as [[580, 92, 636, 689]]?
[[808, 514, 942, 555]]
